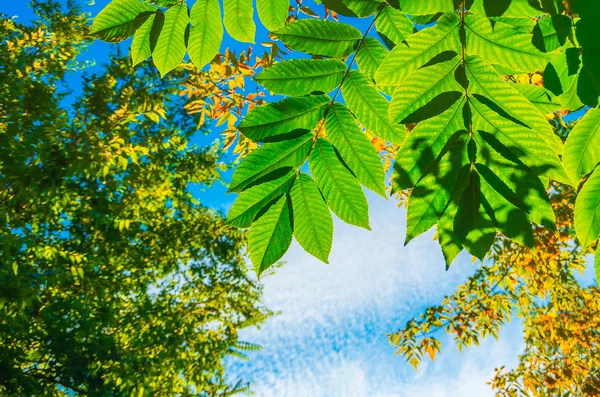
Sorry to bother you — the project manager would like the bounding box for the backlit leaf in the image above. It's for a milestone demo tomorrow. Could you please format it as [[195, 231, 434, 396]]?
[[238, 94, 330, 141], [248, 195, 293, 276], [574, 168, 600, 249], [227, 170, 296, 227], [229, 132, 314, 193], [254, 59, 347, 96], [325, 103, 386, 196], [90, 0, 157, 42], [188, 0, 223, 69], [563, 108, 600, 182], [309, 138, 370, 229], [152, 3, 189, 77], [274, 19, 362, 58], [290, 173, 334, 263], [224, 0, 256, 43]]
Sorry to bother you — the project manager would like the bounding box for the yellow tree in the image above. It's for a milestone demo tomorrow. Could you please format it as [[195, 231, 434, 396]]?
[[390, 181, 600, 396]]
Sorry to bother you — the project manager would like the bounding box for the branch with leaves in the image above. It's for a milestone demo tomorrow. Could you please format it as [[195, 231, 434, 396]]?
[[90, 0, 600, 278]]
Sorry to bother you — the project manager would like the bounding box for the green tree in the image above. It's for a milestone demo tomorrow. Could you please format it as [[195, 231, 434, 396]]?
[[0, 2, 270, 395]]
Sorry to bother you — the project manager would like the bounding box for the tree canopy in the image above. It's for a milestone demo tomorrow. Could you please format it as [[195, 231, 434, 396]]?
[[0, 2, 270, 395]]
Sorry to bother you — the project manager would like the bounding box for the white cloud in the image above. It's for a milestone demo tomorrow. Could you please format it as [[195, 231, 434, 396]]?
[[231, 194, 524, 396]]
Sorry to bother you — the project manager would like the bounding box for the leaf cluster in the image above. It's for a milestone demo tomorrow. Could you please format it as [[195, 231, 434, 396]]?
[[91, 0, 600, 279]]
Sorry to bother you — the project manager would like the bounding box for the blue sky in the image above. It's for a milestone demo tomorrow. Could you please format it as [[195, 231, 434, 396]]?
[[4, 1, 596, 396]]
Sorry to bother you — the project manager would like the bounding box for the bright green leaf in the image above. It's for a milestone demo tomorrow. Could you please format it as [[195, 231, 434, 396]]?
[[254, 59, 347, 96], [342, 70, 405, 144], [356, 37, 389, 82], [238, 94, 330, 141], [224, 0, 256, 43], [229, 132, 314, 193], [131, 12, 159, 66], [574, 168, 600, 249], [227, 170, 296, 227], [325, 103, 386, 197], [188, 0, 224, 69], [376, 7, 414, 47], [290, 173, 334, 263], [563, 108, 600, 183], [248, 195, 293, 276], [257, 0, 289, 31], [309, 138, 370, 229], [152, 3, 189, 77], [274, 19, 362, 58], [90, 0, 157, 42]]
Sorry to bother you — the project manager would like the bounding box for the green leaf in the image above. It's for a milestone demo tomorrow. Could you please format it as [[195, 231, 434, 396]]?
[[399, 0, 454, 14], [563, 108, 600, 183], [389, 57, 463, 125], [227, 170, 296, 227], [238, 94, 330, 141], [356, 37, 389, 82], [290, 173, 334, 263], [406, 134, 468, 244], [131, 11, 160, 66], [188, 0, 223, 69], [574, 168, 600, 249], [152, 3, 189, 77], [470, 0, 544, 17], [476, 164, 535, 248], [393, 98, 467, 191], [465, 56, 571, 185], [224, 0, 256, 43], [148, 0, 181, 6], [375, 12, 461, 91], [475, 130, 556, 230], [376, 7, 414, 47], [309, 138, 370, 229], [248, 195, 293, 276], [453, 171, 497, 260], [533, 15, 572, 53], [437, 164, 472, 267], [465, 14, 550, 74], [325, 103, 386, 197], [512, 83, 560, 115], [254, 59, 347, 96], [274, 19, 362, 58], [595, 244, 600, 284], [90, 0, 157, 42], [257, 0, 289, 31], [342, 70, 405, 144], [229, 132, 314, 193], [344, 0, 383, 17]]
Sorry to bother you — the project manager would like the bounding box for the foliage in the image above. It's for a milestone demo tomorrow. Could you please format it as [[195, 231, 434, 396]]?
[[390, 183, 600, 396], [93, 2, 600, 275], [0, 3, 270, 395], [89, 0, 297, 75]]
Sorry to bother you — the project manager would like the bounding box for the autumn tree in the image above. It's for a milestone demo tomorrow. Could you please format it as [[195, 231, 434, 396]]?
[[0, 2, 270, 395]]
